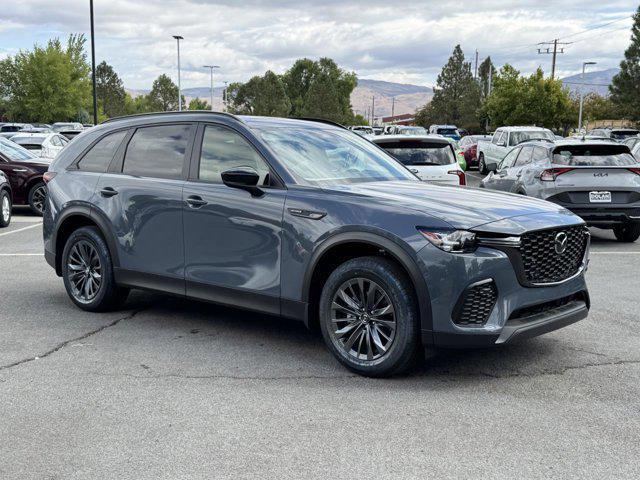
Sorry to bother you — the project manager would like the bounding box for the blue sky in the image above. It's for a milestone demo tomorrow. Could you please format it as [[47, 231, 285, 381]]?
[[0, 0, 636, 89]]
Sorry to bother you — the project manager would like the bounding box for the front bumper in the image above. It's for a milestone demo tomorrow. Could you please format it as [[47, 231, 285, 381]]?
[[416, 239, 590, 349]]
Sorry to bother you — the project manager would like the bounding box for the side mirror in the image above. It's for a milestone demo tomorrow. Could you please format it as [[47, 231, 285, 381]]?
[[487, 163, 498, 173], [221, 167, 263, 196]]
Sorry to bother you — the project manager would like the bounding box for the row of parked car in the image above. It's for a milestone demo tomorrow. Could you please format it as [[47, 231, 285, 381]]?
[[0, 121, 93, 225]]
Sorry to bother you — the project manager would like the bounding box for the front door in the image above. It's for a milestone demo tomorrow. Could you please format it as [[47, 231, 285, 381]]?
[[182, 123, 286, 315], [93, 123, 195, 295], [492, 147, 521, 191]]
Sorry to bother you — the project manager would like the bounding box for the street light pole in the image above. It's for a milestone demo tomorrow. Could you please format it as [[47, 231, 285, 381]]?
[[578, 61, 597, 133], [203, 65, 220, 111], [172, 35, 183, 111], [89, 0, 97, 125]]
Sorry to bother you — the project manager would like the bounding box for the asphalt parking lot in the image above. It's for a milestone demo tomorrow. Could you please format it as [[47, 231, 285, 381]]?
[[2, 175, 640, 478]]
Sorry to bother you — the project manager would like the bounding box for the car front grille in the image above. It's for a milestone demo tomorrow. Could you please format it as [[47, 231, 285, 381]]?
[[519, 225, 589, 285], [453, 280, 498, 326]]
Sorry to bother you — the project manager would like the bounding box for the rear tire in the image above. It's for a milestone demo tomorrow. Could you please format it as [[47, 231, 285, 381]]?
[[478, 154, 487, 175], [0, 190, 11, 228], [28, 182, 47, 216], [613, 223, 640, 243], [319, 256, 420, 377], [62, 226, 129, 312]]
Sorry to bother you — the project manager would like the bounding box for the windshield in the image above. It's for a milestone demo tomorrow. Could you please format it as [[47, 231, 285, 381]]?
[[510, 130, 555, 146], [0, 138, 37, 161], [437, 128, 458, 136], [256, 127, 418, 185], [397, 127, 428, 136], [379, 141, 455, 166], [13, 137, 44, 146], [553, 145, 638, 166]]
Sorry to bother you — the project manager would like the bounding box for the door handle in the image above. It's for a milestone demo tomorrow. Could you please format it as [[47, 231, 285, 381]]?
[[186, 195, 208, 208], [100, 187, 118, 197], [13, 168, 28, 173]]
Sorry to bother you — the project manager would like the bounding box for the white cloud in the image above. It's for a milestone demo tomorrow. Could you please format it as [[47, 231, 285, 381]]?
[[0, 0, 636, 88]]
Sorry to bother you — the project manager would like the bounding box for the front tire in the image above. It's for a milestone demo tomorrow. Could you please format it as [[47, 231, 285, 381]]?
[[62, 226, 129, 311], [478, 154, 487, 175], [0, 190, 11, 228], [319, 256, 420, 377], [28, 182, 47, 216], [613, 223, 640, 243]]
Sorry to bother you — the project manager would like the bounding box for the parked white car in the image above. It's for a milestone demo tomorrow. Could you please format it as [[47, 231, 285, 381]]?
[[476, 126, 555, 174], [10, 132, 69, 159], [371, 135, 466, 185]]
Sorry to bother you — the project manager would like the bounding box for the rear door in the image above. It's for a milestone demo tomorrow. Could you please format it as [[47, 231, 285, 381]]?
[[182, 122, 286, 314], [94, 123, 195, 294]]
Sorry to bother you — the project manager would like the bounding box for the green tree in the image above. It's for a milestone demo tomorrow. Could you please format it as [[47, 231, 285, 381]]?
[[0, 35, 91, 123], [124, 93, 153, 115], [282, 58, 318, 117], [147, 74, 183, 111], [96, 61, 126, 118], [415, 45, 481, 131], [188, 97, 211, 110], [477, 56, 496, 99], [610, 6, 640, 122], [481, 65, 572, 133], [227, 71, 291, 116]]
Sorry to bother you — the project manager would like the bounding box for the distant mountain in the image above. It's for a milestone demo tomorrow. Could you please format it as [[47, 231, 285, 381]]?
[[560, 68, 619, 97], [125, 79, 434, 118]]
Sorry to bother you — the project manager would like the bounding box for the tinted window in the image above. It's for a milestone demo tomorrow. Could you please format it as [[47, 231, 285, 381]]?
[[514, 147, 533, 166], [123, 125, 191, 179], [436, 128, 458, 136], [199, 125, 270, 184], [500, 147, 520, 169], [78, 130, 127, 173], [553, 144, 638, 167], [379, 142, 455, 166]]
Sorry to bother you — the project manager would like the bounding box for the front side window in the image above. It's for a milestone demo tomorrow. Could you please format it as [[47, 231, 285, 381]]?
[[256, 127, 417, 186], [199, 125, 270, 184], [378, 141, 455, 166], [499, 147, 521, 170], [123, 124, 192, 179], [492, 131, 503, 144], [78, 130, 127, 173]]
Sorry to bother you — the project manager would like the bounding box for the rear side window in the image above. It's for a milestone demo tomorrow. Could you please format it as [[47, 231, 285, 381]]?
[[532, 147, 549, 163], [514, 147, 533, 166], [78, 130, 127, 173], [123, 124, 192, 179], [553, 144, 637, 167], [198, 124, 270, 184]]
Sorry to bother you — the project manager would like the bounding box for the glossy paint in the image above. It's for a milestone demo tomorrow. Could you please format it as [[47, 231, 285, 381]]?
[[0, 156, 49, 205], [44, 112, 590, 348]]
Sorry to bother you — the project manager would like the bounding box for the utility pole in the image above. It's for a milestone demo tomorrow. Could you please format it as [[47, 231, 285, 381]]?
[[474, 49, 479, 80], [391, 97, 395, 119], [89, 0, 97, 125], [203, 65, 220, 111], [578, 61, 597, 132], [537, 39, 571, 79], [173, 35, 183, 111], [223, 81, 228, 112], [371, 96, 375, 126]]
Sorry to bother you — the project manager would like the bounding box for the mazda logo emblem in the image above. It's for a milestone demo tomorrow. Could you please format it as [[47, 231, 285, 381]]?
[[555, 232, 568, 254]]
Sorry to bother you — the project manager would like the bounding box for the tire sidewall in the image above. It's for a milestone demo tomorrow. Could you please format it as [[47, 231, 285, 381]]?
[[0, 191, 11, 227], [28, 182, 46, 216], [319, 257, 418, 376], [61, 226, 116, 310], [479, 155, 486, 174]]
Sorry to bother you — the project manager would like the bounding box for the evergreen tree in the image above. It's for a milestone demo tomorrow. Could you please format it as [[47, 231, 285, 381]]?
[[478, 56, 496, 98], [147, 74, 182, 111], [610, 6, 640, 121], [96, 61, 126, 118]]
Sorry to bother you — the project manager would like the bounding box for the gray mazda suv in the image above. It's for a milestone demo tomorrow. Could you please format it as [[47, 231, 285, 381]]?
[[43, 112, 590, 377]]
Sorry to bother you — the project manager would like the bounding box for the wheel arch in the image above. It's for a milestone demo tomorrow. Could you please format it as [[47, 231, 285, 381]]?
[[302, 231, 433, 336], [53, 206, 120, 276]]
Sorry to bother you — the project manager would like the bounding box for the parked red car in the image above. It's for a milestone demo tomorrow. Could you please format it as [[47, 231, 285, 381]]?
[[0, 137, 49, 215], [459, 135, 491, 169]]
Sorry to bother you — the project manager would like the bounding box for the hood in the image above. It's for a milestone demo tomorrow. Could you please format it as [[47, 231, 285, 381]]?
[[323, 181, 583, 232]]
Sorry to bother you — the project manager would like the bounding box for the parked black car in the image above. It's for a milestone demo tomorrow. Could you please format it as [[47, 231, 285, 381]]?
[[44, 112, 590, 377], [0, 137, 49, 215], [0, 170, 11, 227]]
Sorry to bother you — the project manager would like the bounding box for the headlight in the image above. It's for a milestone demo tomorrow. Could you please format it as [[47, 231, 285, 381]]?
[[418, 228, 477, 253]]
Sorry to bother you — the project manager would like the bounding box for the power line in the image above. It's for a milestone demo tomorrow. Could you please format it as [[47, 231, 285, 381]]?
[[556, 15, 632, 41], [537, 39, 572, 79], [570, 25, 631, 44]]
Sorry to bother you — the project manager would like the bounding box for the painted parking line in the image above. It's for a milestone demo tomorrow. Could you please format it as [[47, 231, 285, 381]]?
[[0, 223, 42, 237]]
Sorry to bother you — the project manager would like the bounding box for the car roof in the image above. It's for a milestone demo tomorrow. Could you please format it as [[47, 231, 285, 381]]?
[[11, 132, 53, 139], [371, 134, 451, 144], [496, 126, 551, 131]]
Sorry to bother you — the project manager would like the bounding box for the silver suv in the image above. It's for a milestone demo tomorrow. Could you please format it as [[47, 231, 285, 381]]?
[[481, 140, 640, 242]]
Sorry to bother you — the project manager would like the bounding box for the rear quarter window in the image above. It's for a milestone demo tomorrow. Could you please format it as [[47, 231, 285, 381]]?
[[77, 130, 127, 173]]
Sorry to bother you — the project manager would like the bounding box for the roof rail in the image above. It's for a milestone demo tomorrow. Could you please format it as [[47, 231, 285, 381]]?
[[101, 110, 242, 125], [295, 117, 348, 130]]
